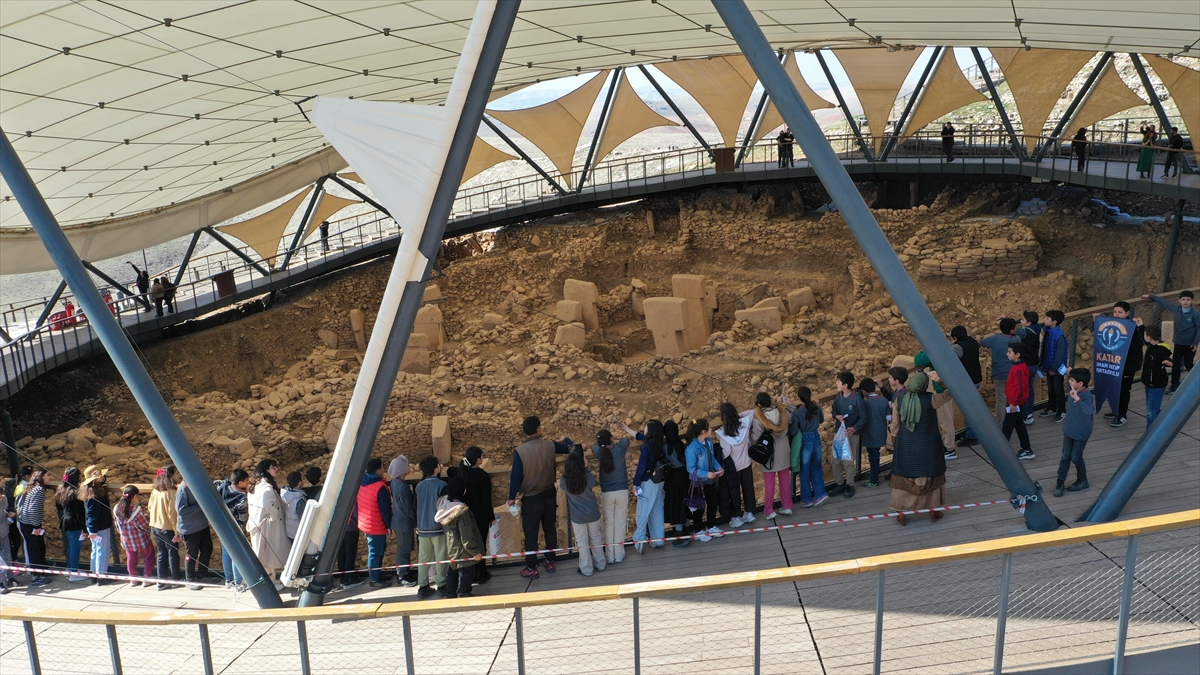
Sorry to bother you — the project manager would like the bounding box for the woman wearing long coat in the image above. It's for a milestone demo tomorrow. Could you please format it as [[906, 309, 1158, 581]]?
[[888, 372, 947, 526], [247, 460, 291, 580]]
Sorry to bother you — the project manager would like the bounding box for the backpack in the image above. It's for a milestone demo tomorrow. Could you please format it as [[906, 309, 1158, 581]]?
[[749, 429, 774, 468], [649, 446, 670, 484]]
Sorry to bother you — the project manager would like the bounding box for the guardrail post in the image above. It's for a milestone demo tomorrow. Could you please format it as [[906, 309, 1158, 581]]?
[[1069, 318, 1080, 368], [198, 624, 214, 675], [297, 621, 311, 675], [1113, 535, 1139, 675], [23, 621, 41, 675], [753, 585, 763, 675], [105, 624, 123, 675], [873, 570, 885, 675], [993, 553, 1013, 675], [633, 597, 641, 675], [515, 607, 527, 675], [402, 615, 416, 675]]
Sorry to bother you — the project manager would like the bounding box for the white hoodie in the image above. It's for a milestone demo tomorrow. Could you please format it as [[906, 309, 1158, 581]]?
[[716, 409, 756, 471]]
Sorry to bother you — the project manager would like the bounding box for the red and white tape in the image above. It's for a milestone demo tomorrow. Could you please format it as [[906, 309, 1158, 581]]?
[[0, 563, 227, 588]]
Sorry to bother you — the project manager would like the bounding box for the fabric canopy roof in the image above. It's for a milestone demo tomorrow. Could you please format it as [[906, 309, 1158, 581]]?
[[301, 191, 360, 242], [902, 49, 988, 139], [594, 75, 678, 166], [1142, 55, 1200, 161], [992, 48, 1097, 151], [833, 48, 924, 153], [1064, 61, 1146, 139], [754, 55, 835, 144], [217, 186, 313, 265], [655, 55, 759, 148]]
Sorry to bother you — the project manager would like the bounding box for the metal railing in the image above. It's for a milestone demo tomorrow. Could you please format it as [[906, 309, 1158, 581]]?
[[1, 510, 1195, 675]]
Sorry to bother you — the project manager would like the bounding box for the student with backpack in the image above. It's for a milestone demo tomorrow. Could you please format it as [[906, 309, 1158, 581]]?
[[1055, 368, 1094, 496], [593, 430, 631, 564], [750, 393, 792, 517], [829, 372, 863, 498], [858, 379, 890, 488], [415, 455, 448, 598], [1142, 290, 1199, 394], [1142, 325, 1173, 426], [785, 387, 828, 507], [1039, 310, 1069, 423], [715, 403, 756, 527], [662, 420, 692, 547], [281, 471, 307, 544], [55, 467, 87, 583], [561, 450, 606, 576], [683, 418, 724, 540], [458, 447, 494, 585], [1094, 302, 1144, 427], [623, 419, 667, 553]]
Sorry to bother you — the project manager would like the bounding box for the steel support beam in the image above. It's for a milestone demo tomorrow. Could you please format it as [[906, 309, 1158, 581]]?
[[577, 68, 621, 191], [279, 177, 328, 271], [1035, 52, 1112, 162], [0, 126, 283, 608], [735, 50, 784, 168], [81, 261, 150, 312], [326, 174, 391, 216], [298, 0, 520, 606], [34, 279, 69, 329], [714, 0, 1058, 532], [1158, 199, 1185, 293], [1130, 53, 1194, 174], [972, 48, 1027, 160], [880, 46, 941, 161], [1080, 368, 1199, 523], [815, 50, 873, 160], [481, 116, 569, 196], [172, 231, 203, 288], [201, 227, 271, 277], [637, 64, 715, 159]]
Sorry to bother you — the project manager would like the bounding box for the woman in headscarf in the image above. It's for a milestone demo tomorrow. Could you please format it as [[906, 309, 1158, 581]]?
[[889, 371, 947, 526], [1137, 123, 1156, 178], [389, 455, 417, 586], [457, 447, 494, 584]]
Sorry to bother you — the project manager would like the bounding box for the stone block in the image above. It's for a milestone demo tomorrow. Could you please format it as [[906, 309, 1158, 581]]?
[[644, 297, 689, 331], [432, 415, 452, 464], [651, 330, 687, 358], [786, 286, 815, 314], [705, 281, 719, 310], [555, 300, 583, 323], [741, 282, 769, 308], [891, 354, 916, 371], [563, 279, 600, 304], [422, 285, 443, 304], [400, 333, 431, 374], [734, 307, 783, 332], [754, 296, 787, 315], [671, 274, 706, 299], [350, 309, 366, 351], [317, 329, 339, 349], [230, 438, 255, 460], [554, 322, 587, 349], [94, 443, 125, 459], [482, 312, 505, 330], [414, 304, 445, 349], [631, 289, 646, 318], [680, 297, 710, 351]]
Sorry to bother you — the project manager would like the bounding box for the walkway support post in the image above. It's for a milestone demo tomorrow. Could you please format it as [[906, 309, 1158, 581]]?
[[713, 0, 1058, 532], [1034, 52, 1112, 162], [879, 46, 941, 161], [577, 68, 621, 191], [0, 127, 283, 608], [971, 48, 1026, 161], [34, 280, 69, 329], [815, 50, 873, 160], [297, 0, 520, 606], [1080, 369, 1199, 523], [637, 65, 715, 160], [172, 231, 203, 288], [1157, 199, 1185, 293], [326, 174, 392, 216]]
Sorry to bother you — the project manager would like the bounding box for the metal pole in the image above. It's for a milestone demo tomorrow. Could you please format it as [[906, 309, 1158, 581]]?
[[297, 622, 312, 675], [633, 597, 641, 675], [971, 48, 1026, 160], [1157, 200, 1185, 293], [1113, 536, 1139, 675], [873, 570, 885, 675], [298, 0, 520, 606], [577, 68, 621, 191], [23, 621, 41, 675], [1035, 52, 1112, 161], [81, 261, 150, 312], [325, 174, 392, 216], [516, 607, 527, 675], [713, 0, 1058, 532], [481, 116, 569, 195], [815, 50, 873, 160], [637, 64, 715, 160], [754, 585, 762, 675], [994, 553, 1013, 675], [880, 46, 941, 160], [1069, 318, 1079, 368], [173, 231, 203, 288], [198, 625, 215, 675], [106, 625, 123, 675], [34, 280, 68, 329], [403, 615, 416, 675], [1081, 370, 1200, 522], [737, 89, 770, 168], [279, 178, 328, 271], [0, 127, 283, 609], [201, 228, 271, 277]]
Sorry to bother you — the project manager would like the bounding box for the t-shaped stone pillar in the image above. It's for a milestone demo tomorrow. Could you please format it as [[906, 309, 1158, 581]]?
[[672, 274, 710, 351], [644, 296, 690, 357], [400, 333, 431, 374], [563, 279, 600, 332], [414, 303, 446, 350], [431, 415, 451, 464]]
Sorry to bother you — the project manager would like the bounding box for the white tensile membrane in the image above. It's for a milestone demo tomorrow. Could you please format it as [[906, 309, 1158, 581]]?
[[281, 0, 496, 588]]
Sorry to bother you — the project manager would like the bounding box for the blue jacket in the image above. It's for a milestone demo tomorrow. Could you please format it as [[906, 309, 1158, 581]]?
[[1041, 326, 1068, 372], [1151, 296, 1199, 346], [684, 438, 720, 482], [858, 393, 891, 449], [415, 476, 446, 537], [1063, 388, 1095, 441], [831, 391, 863, 430], [84, 492, 112, 534]]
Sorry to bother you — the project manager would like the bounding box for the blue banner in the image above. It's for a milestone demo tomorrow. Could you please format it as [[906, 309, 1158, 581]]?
[[1093, 316, 1136, 414]]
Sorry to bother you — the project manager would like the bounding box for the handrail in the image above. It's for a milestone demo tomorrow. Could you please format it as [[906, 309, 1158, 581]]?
[[3, 509, 1194, 626], [1063, 286, 1200, 321]]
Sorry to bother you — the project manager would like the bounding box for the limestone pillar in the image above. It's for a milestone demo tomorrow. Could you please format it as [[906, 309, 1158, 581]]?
[[414, 304, 446, 350], [349, 308, 366, 351], [431, 415, 451, 464], [644, 296, 690, 357], [672, 274, 709, 351], [563, 279, 600, 332]]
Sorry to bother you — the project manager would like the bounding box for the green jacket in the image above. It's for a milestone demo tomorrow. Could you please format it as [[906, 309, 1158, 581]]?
[[434, 497, 483, 569]]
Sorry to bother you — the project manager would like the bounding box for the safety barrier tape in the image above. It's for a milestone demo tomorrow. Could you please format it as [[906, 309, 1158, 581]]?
[[0, 563, 228, 588]]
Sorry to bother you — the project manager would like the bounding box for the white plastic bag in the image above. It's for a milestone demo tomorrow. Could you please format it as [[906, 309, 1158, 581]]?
[[487, 517, 501, 557], [833, 424, 852, 461]]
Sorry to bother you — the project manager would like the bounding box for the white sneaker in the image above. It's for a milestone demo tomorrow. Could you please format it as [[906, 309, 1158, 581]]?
[[780, 508, 792, 515], [729, 516, 744, 528], [765, 511, 777, 520], [634, 541, 644, 554], [742, 512, 755, 523], [695, 533, 713, 542], [706, 526, 724, 537]]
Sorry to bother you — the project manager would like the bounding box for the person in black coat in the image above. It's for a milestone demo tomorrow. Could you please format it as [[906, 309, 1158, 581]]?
[[1071, 127, 1088, 172], [888, 372, 947, 526], [459, 446, 494, 584]]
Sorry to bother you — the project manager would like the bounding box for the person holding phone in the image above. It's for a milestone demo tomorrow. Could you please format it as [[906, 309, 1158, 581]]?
[[16, 470, 49, 585]]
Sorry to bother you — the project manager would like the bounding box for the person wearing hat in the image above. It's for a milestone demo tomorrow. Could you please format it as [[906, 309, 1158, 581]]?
[[388, 456, 418, 587], [434, 477, 484, 598], [81, 465, 113, 582], [54, 467, 88, 582]]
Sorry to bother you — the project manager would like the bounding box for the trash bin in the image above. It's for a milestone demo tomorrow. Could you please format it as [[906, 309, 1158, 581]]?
[[213, 270, 236, 299]]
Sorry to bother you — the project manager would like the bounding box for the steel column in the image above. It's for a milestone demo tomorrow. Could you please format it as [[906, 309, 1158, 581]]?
[[1157, 199, 1185, 293], [23, 621, 41, 675], [34, 280, 68, 329], [326, 174, 392, 216], [81, 261, 150, 312], [201, 227, 271, 277], [994, 553, 1013, 675], [403, 615, 416, 675], [1130, 55, 1193, 174], [106, 625, 123, 675], [880, 46, 941, 161], [1113, 536, 1139, 675], [297, 622, 312, 675], [516, 607, 526, 675], [279, 177, 328, 271], [0, 127, 283, 609], [481, 116, 569, 195], [577, 68, 621, 190], [198, 625, 214, 675], [737, 89, 770, 168], [815, 50, 873, 160], [637, 64, 715, 159], [298, 0, 520, 606], [172, 231, 203, 288], [873, 570, 885, 675], [972, 48, 1026, 160], [1035, 52, 1112, 161], [633, 597, 641, 675], [1080, 368, 1200, 522], [713, 0, 1058, 532]]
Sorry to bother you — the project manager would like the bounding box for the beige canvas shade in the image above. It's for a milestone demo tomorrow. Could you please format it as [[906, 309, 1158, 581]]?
[[1063, 60, 1145, 139], [216, 186, 314, 266], [991, 48, 1096, 151], [754, 55, 835, 144], [339, 173, 364, 184], [301, 192, 361, 242], [1142, 55, 1200, 161], [655, 55, 759, 148], [832, 49, 924, 153], [902, 50, 987, 139], [461, 136, 518, 185], [487, 71, 610, 188], [594, 76, 678, 166]]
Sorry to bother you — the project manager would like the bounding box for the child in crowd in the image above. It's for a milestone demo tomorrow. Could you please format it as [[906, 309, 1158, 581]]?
[[1016, 311, 1042, 423], [857, 378, 889, 488], [1039, 310, 1069, 422], [750, 393, 791, 517], [1143, 290, 1198, 394], [561, 450, 606, 576], [1056, 368, 1095, 496], [1141, 325, 1173, 426], [1003, 344, 1036, 460], [281, 471, 306, 544], [303, 467, 323, 500], [112, 485, 155, 586], [216, 469, 249, 588], [415, 455, 448, 599], [436, 477, 484, 596], [830, 372, 862, 498]]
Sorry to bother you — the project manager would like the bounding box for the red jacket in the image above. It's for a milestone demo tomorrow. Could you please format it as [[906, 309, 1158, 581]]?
[[356, 475, 391, 535], [1006, 361, 1031, 407]]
